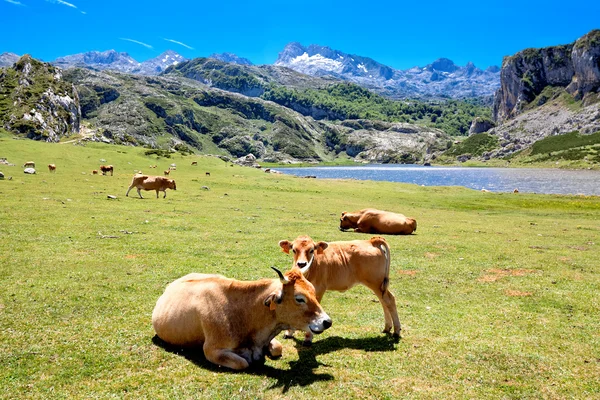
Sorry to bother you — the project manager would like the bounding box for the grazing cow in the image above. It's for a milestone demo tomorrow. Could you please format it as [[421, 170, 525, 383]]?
[[23, 161, 35, 168], [205, 172, 210, 176], [513, 188, 519, 194], [48, 164, 56, 173], [92, 170, 98, 175], [163, 170, 170, 176], [340, 208, 417, 235], [100, 165, 113, 176], [191, 161, 198, 166], [126, 174, 176, 199], [279, 235, 400, 345], [152, 267, 332, 370]]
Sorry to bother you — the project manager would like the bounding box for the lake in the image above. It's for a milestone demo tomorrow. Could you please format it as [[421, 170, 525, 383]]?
[[276, 165, 600, 196]]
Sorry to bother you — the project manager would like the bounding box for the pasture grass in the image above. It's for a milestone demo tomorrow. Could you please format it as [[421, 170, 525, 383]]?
[[1, 136, 599, 399]]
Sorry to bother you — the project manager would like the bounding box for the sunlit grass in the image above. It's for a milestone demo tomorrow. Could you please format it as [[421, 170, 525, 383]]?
[[1, 136, 599, 399]]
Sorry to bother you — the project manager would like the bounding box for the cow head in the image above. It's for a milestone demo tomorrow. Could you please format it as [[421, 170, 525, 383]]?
[[339, 211, 360, 231], [168, 179, 176, 191], [278, 235, 328, 274], [265, 267, 331, 334]]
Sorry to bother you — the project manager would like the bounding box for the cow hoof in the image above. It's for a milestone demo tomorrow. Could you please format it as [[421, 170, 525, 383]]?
[[302, 340, 313, 347]]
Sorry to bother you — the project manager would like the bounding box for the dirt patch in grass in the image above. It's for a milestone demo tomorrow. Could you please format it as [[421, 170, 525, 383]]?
[[424, 252, 439, 259], [398, 270, 419, 276], [478, 268, 537, 282], [125, 254, 145, 259]]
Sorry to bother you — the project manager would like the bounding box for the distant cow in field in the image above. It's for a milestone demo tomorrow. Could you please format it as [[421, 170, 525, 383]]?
[[163, 170, 170, 176], [48, 164, 56, 173], [23, 161, 35, 168], [92, 170, 98, 175], [205, 172, 210, 176], [340, 208, 417, 235], [279, 235, 400, 345], [152, 267, 331, 370], [100, 165, 113, 176], [126, 175, 176, 199], [191, 161, 198, 166]]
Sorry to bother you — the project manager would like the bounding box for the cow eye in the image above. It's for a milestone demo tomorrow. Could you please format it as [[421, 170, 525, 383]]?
[[295, 295, 306, 304], [309, 249, 314, 254], [291, 249, 296, 254]]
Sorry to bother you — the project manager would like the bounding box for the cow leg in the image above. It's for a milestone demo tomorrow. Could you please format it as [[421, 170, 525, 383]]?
[[267, 338, 282, 358], [203, 343, 249, 370], [125, 186, 132, 197], [376, 289, 401, 337], [163, 190, 167, 198], [137, 188, 143, 199], [156, 189, 159, 198]]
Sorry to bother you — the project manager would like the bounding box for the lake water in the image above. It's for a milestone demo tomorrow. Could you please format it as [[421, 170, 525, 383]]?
[[277, 165, 600, 196]]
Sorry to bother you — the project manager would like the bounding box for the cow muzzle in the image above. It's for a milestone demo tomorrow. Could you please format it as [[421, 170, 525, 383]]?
[[309, 313, 332, 334]]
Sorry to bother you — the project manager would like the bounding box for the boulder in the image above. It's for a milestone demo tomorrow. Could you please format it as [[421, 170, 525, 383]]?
[[23, 168, 36, 174]]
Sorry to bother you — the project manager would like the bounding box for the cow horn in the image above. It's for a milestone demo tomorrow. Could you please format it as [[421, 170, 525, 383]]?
[[271, 266, 289, 284]]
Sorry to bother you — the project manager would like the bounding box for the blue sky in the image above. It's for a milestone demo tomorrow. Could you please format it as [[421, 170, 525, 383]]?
[[1, 0, 599, 70]]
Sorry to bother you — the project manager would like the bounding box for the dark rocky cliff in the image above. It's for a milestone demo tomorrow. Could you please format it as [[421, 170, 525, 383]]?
[[494, 29, 600, 123]]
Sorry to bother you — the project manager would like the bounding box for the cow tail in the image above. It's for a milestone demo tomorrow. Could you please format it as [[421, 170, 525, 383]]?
[[377, 239, 391, 295]]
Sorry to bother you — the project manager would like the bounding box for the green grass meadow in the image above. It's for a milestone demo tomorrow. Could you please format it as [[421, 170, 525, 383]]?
[[1, 135, 599, 399]]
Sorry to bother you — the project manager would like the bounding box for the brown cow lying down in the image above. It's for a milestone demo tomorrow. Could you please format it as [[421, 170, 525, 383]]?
[[279, 235, 400, 345], [340, 208, 417, 235], [152, 267, 332, 370], [126, 175, 176, 198]]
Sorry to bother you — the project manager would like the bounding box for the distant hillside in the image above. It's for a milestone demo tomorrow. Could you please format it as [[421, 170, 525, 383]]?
[[0, 52, 20, 67], [438, 29, 600, 167], [275, 42, 500, 100], [52, 50, 186, 76]]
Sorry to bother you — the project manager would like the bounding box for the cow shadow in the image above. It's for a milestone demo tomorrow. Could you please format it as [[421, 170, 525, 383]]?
[[152, 334, 398, 393]]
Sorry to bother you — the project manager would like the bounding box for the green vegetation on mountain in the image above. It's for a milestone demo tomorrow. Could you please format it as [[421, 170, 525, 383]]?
[[437, 133, 499, 162], [260, 82, 492, 136], [507, 130, 600, 164]]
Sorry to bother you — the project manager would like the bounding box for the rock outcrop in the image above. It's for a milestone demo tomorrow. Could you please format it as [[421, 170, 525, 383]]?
[[469, 117, 495, 135], [0, 55, 81, 141], [494, 29, 600, 123]]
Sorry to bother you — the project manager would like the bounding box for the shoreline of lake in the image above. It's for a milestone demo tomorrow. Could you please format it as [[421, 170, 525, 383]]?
[[275, 164, 600, 196]]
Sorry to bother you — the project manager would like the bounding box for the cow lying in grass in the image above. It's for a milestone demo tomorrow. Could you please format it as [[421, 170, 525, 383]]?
[[340, 208, 417, 235], [126, 175, 176, 199], [279, 235, 400, 345], [152, 267, 332, 370]]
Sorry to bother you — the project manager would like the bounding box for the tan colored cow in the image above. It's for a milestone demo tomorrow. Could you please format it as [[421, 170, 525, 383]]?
[[48, 164, 56, 173], [340, 208, 417, 235], [100, 165, 113, 176], [279, 235, 400, 345], [23, 161, 35, 168], [126, 175, 176, 199], [152, 267, 332, 370]]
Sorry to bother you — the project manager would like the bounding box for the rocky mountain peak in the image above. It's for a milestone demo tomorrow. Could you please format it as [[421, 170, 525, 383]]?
[[0, 52, 20, 67], [427, 58, 458, 73], [209, 52, 253, 66]]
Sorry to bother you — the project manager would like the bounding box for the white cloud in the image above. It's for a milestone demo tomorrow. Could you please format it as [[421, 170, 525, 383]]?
[[4, 0, 25, 6], [120, 38, 153, 49], [45, 0, 86, 13], [163, 38, 194, 50]]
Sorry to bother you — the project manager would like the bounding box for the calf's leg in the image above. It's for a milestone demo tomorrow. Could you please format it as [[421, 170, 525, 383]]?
[[203, 343, 249, 370]]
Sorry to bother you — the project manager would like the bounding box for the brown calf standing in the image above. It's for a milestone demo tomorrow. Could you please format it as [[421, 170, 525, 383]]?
[[48, 164, 56, 173], [279, 235, 400, 345]]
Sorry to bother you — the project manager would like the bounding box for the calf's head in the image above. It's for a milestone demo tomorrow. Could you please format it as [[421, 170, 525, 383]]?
[[278, 235, 328, 273], [168, 179, 176, 190], [265, 267, 331, 334]]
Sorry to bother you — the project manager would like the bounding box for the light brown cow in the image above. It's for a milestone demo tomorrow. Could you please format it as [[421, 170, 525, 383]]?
[[152, 267, 332, 370], [340, 208, 417, 235], [126, 175, 176, 198], [23, 161, 35, 168], [279, 235, 400, 345], [48, 164, 56, 173], [92, 170, 98, 175], [163, 170, 170, 176], [100, 165, 113, 176]]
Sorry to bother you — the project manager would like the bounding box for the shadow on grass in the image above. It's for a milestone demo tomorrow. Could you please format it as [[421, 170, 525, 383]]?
[[152, 334, 398, 393]]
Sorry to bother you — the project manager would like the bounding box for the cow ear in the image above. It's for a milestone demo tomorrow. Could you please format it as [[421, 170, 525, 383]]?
[[279, 240, 291, 254], [264, 291, 282, 310], [316, 241, 328, 254]]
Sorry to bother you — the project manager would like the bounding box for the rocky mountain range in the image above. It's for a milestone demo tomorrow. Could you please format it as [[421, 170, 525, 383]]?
[[0, 52, 20, 67], [209, 52, 253, 66], [274, 42, 501, 99]]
